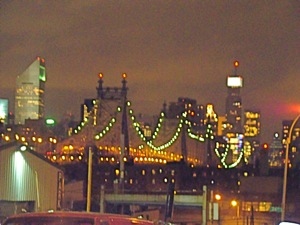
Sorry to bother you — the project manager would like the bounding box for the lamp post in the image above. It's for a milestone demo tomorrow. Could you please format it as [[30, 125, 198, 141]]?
[[214, 194, 221, 225], [281, 114, 300, 221], [231, 200, 239, 225]]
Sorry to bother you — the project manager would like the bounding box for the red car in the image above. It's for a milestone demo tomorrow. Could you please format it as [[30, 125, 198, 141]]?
[[2, 211, 154, 225]]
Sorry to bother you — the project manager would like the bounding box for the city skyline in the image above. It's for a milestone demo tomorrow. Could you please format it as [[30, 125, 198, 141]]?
[[1, 1, 299, 143]]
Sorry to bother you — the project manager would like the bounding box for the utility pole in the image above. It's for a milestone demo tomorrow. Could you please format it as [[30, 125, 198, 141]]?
[[86, 146, 93, 212], [250, 204, 254, 225], [164, 181, 175, 222]]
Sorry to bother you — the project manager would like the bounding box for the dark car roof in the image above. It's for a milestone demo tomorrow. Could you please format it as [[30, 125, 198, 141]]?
[[6, 211, 128, 219], [3, 211, 154, 224]]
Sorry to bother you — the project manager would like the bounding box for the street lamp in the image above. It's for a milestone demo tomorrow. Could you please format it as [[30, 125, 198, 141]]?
[[231, 200, 238, 207], [214, 194, 221, 225], [231, 200, 240, 225], [281, 114, 300, 221], [215, 194, 222, 201]]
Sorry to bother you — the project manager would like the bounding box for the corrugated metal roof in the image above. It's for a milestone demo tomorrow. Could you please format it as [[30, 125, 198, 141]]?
[[0, 142, 64, 211], [0, 142, 63, 170]]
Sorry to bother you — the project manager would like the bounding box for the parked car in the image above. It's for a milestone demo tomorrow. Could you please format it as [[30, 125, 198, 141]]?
[[2, 211, 154, 225], [279, 222, 300, 225]]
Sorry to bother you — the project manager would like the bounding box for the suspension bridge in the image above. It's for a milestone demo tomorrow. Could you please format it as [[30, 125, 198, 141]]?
[[50, 73, 243, 168]]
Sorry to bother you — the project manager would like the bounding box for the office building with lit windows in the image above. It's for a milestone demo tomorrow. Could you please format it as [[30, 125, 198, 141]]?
[[167, 98, 217, 136], [14, 57, 46, 125], [269, 132, 284, 167], [225, 74, 243, 133], [223, 61, 244, 164], [282, 120, 300, 168], [243, 109, 261, 162], [81, 98, 96, 121]]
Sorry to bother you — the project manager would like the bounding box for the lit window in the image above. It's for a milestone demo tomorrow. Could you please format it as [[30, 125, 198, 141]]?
[[141, 169, 146, 176]]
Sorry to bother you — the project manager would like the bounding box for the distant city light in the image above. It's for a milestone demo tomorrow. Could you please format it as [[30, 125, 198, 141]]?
[[45, 118, 56, 125]]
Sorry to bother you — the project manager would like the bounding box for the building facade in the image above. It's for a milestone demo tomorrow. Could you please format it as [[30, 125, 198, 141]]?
[[269, 132, 284, 167], [282, 120, 300, 168], [222, 62, 244, 165], [225, 74, 243, 134], [15, 57, 46, 125], [243, 109, 261, 163], [0, 99, 8, 125], [0, 142, 64, 220]]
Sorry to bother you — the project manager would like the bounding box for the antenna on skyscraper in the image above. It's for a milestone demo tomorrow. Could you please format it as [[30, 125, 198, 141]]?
[[234, 60, 239, 75]]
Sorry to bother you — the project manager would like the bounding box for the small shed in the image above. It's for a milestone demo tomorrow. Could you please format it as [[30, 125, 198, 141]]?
[[0, 142, 64, 220]]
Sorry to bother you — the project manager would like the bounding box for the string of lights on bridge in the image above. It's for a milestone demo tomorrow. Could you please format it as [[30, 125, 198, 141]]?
[[71, 99, 244, 169]]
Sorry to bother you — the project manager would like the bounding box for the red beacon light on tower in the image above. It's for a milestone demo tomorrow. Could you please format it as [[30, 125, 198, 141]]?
[[122, 73, 127, 79], [234, 61, 239, 68], [36, 56, 45, 63], [98, 73, 103, 79]]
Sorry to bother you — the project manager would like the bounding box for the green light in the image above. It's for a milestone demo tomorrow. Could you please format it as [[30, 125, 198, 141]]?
[[45, 118, 56, 125], [39, 65, 46, 82]]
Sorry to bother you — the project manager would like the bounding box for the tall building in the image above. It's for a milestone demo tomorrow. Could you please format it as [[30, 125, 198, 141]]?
[[282, 120, 300, 167], [81, 98, 96, 121], [269, 132, 284, 167], [243, 109, 261, 162], [0, 98, 8, 125], [206, 104, 218, 135], [222, 61, 244, 165], [225, 61, 243, 134], [194, 104, 206, 134], [167, 98, 210, 135], [217, 116, 226, 136], [167, 97, 197, 119], [243, 109, 260, 138], [15, 57, 46, 125]]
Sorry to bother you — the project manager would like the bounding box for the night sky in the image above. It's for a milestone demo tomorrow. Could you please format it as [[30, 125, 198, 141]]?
[[0, 0, 299, 142]]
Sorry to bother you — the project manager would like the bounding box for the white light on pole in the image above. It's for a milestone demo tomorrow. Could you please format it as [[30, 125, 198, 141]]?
[[281, 114, 300, 221]]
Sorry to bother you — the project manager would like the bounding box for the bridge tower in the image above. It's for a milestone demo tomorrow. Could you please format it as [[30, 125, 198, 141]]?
[[96, 73, 130, 156], [181, 123, 187, 162]]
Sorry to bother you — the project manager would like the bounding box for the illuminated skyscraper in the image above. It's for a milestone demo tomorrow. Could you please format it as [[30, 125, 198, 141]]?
[[223, 61, 244, 165], [15, 57, 46, 125], [225, 61, 243, 133]]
